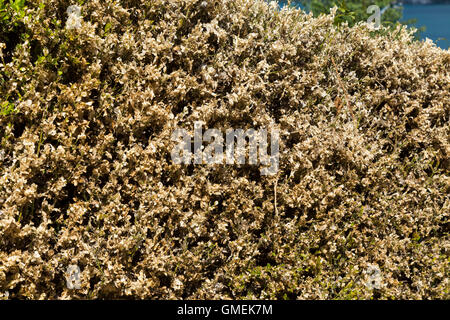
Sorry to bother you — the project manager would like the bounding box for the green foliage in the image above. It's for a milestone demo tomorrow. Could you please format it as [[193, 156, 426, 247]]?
[[0, 100, 15, 116], [291, 0, 425, 38], [0, 0, 30, 62], [297, 0, 401, 27], [0, 0, 27, 26]]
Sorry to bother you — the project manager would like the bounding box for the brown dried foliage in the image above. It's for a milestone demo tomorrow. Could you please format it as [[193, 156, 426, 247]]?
[[0, 0, 448, 299]]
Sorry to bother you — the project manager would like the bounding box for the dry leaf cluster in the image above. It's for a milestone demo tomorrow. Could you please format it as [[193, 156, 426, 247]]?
[[0, 0, 448, 299]]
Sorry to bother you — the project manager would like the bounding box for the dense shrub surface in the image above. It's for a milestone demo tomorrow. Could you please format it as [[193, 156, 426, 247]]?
[[0, 0, 448, 299]]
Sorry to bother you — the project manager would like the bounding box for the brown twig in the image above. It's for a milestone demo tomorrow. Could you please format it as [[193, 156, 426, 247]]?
[[331, 56, 355, 121], [274, 175, 279, 216], [334, 96, 342, 115]]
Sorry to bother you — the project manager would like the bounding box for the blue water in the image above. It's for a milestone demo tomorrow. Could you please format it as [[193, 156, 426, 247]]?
[[402, 4, 450, 49], [276, 1, 450, 49]]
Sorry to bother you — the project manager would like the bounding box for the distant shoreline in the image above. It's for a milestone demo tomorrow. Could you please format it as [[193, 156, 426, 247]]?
[[399, 0, 450, 4]]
